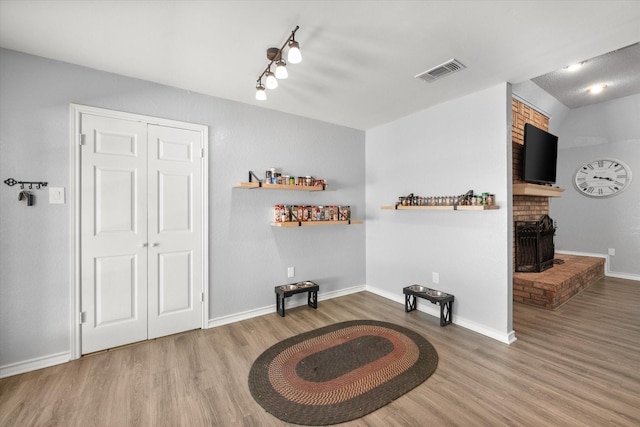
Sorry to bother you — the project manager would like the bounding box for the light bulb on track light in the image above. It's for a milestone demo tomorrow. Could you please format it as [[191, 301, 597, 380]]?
[[265, 71, 278, 89], [288, 40, 302, 64], [566, 63, 583, 72], [256, 83, 267, 100], [275, 60, 288, 79]]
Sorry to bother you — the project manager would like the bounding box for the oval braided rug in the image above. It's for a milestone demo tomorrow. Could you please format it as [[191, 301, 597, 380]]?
[[248, 320, 438, 425]]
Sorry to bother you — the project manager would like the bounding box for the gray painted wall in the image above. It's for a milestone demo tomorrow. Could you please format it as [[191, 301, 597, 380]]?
[[365, 84, 514, 342], [0, 48, 366, 368], [551, 94, 640, 277]]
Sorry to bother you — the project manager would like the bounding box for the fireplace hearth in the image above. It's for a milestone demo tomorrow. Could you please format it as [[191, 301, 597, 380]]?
[[515, 214, 556, 272]]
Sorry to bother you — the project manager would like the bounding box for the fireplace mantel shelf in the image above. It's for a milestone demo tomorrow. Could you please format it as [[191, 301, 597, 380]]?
[[513, 183, 564, 197]]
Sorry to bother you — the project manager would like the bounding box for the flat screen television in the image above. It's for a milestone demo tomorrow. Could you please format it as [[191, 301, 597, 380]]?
[[522, 123, 558, 185]]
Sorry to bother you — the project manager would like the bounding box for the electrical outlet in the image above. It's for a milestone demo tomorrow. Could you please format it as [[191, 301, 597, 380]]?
[[608, 248, 615, 256], [432, 272, 439, 284], [287, 267, 295, 278]]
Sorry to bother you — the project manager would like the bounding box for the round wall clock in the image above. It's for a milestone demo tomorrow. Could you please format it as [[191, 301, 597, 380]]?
[[573, 158, 632, 198]]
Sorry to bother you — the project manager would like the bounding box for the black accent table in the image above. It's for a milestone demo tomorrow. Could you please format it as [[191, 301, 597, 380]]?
[[403, 285, 454, 326], [275, 281, 319, 317]]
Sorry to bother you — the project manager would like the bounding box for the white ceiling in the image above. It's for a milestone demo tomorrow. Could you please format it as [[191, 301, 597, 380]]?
[[532, 42, 640, 109], [1, 1, 639, 130]]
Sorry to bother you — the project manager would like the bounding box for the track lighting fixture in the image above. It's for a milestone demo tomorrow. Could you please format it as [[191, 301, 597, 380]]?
[[255, 25, 301, 101]]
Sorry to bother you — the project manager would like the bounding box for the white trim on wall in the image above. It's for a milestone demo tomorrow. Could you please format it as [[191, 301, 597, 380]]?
[[555, 250, 640, 281], [208, 285, 366, 328], [366, 285, 517, 345], [0, 352, 70, 379], [511, 93, 553, 119], [68, 104, 210, 360]]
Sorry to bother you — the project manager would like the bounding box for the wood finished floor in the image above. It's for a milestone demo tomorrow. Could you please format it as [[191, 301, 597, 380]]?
[[1, 276, 639, 426]]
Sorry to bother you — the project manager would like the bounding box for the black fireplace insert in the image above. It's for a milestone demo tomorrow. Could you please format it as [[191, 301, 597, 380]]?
[[515, 214, 556, 272]]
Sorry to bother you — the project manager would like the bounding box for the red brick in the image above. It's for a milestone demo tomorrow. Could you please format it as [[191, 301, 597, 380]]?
[[513, 254, 604, 310]]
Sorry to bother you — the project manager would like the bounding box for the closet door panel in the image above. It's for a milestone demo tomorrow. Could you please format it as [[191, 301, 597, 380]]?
[[147, 125, 203, 338], [80, 114, 148, 354]]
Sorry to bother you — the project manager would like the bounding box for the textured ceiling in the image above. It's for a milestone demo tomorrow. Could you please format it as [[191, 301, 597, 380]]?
[[532, 42, 640, 109], [1, 1, 639, 130]]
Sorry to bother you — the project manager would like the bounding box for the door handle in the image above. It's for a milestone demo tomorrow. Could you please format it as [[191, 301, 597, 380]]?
[[151, 243, 159, 247], [141, 243, 149, 247]]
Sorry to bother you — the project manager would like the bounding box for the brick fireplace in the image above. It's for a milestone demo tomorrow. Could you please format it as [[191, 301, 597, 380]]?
[[511, 99, 604, 309]]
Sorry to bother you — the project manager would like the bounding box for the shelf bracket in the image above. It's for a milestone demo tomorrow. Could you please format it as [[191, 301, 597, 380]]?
[[248, 171, 263, 185]]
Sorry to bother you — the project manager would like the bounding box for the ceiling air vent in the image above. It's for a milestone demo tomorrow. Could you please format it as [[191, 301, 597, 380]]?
[[415, 59, 466, 83]]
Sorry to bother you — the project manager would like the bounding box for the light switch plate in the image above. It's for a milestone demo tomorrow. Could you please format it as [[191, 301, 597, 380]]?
[[49, 187, 65, 204]]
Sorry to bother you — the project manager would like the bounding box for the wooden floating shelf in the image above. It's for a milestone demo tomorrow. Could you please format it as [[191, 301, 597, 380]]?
[[381, 205, 499, 211], [271, 220, 363, 227], [513, 183, 564, 197], [235, 182, 326, 191]]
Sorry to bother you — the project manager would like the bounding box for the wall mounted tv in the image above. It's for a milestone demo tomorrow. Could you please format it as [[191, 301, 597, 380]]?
[[522, 123, 558, 185]]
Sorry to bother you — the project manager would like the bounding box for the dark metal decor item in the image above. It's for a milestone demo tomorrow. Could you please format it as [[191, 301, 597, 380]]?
[[515, 214, 556, 272], [248, 320, 438, 425], [275, 281, 319, 317], [403, 285, 454, 326], [4, 178, 48, 189], [5, 178, 48, 207]]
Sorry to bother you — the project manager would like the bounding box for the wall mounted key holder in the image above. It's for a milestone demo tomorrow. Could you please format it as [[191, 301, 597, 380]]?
[[5, 178, 48, 207], [4, 178, 48, 189]]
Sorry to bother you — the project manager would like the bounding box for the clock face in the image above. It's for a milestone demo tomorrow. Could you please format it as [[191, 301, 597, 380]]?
[[573, 158, 632, 198]]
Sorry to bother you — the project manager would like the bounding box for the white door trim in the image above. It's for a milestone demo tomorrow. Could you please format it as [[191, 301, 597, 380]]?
[[69, 104, 209, 360]]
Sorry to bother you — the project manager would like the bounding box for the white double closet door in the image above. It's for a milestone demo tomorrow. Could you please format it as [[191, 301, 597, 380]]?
[[80, 112, 205, 354]]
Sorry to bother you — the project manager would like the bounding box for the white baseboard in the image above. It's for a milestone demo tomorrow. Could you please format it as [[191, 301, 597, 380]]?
[[0, 351, 70, 379], [365, 285, 517, 345], [555, 250, 640, 281], [605, 271, 640, 281], [207, 284, 366, 329], [454, 317, 517, 345]]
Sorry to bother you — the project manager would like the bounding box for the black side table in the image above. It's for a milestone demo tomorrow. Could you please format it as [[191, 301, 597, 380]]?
[[275, 281, 319, 317], [403, 285, 454, 326]]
